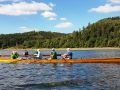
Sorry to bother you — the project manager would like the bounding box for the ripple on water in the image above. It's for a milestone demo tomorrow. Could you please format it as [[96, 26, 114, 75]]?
[[0, 50, 120, 89], [0, 63, 119, 89]]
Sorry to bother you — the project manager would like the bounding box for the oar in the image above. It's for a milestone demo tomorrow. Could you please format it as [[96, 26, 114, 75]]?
[[0, 54, 62, 57]]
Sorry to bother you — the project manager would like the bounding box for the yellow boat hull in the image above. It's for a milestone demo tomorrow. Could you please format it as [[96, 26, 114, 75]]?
[[0, 58, 120, 64]]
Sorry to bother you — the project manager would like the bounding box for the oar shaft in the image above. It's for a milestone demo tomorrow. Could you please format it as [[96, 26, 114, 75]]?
[[0, 54, 62, 57]]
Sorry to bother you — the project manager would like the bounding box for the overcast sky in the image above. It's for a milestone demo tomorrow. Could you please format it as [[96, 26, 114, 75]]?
[[0, 0, 120, 34]]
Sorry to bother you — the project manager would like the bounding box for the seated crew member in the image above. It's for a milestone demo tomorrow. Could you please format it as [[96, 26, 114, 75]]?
[[61, 48, 73, 59], [24, 50, 29, 56], [50, 48, 57, 59], [34, 49, 42, 59], [11, 51, 19, 59]]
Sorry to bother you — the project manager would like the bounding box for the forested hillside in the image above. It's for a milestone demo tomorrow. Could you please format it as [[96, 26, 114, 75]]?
[[47, 16, 120, 48], [69, 16, 120, 47], [0, 31, 65, 48], [0, 16, 120, 49]]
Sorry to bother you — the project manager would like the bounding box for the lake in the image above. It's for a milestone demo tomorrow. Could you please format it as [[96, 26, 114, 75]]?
[[0, 49, 120, 90]]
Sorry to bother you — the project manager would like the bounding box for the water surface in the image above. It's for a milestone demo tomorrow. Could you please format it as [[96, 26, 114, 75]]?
[[0, 49, 120, 90]]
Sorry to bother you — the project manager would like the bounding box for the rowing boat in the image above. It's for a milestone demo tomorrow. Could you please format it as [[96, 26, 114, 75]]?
[[0, 58, 120, 64]]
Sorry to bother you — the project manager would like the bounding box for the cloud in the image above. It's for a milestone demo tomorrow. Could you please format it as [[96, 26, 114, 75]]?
[[0, 0, 20, 2], [55, 22, 73, 28], [19, 26, 39, 32], [0, 1, 52, 16], [89, 0, 120, 13], [41, 11, 57, 20], [60, 18, 67, 21], [89, 4, 120, 13], [49, 2, 55, 7], [109, 0, 120, 3], [48, 17, 56, 20]]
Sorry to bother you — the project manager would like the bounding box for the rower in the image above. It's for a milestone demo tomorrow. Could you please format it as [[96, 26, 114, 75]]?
[[11, 51, 19, 59], [61, 48, 73, 59], [34, 49, 42, 59], [49, 48, 57, 59], [24, 50, 29, 56]]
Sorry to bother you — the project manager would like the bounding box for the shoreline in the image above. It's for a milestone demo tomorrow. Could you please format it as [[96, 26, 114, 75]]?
[[2, 47, 120, 50]]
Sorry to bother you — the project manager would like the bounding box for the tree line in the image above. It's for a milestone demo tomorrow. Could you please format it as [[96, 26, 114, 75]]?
[[0, 16, 120, 49]]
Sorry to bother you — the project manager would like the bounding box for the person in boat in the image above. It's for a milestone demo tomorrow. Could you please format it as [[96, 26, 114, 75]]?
[[34, 49, 42, 59], [61, 48, 73, 59], [11, 51, 19, 59], [24, 50, 29, 56], [49, 48, 57, 59], [21, 50, 29, 59]]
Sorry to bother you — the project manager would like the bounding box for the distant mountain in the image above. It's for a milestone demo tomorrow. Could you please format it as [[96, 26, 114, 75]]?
[[0, 16, 120, 49]]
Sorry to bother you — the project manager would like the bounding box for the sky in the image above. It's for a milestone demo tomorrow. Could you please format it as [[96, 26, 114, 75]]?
[[0, 0, 120, 34]]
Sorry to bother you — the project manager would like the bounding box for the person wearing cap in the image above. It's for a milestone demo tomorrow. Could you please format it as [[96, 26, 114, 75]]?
[[62, 48, 73, 59], [34, 49, 42, 59], [11, 51, 19, 59], [50, 48, 57, 59]]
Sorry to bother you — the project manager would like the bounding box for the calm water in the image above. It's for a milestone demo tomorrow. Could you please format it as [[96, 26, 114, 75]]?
[[0, 50, 120, 90]]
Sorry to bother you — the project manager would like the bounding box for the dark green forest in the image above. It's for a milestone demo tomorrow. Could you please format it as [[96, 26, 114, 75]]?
[[0, 16, 120, 49]]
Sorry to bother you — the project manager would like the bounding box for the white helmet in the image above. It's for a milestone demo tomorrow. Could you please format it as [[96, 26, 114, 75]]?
[[67, 48, 70, 51], [52, 48, 55, 51], [12, 51, 16, 54], [37, 49, 40, 51]]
